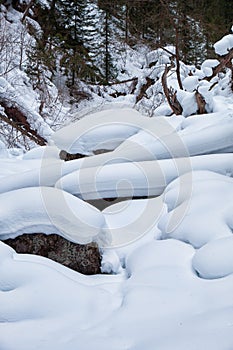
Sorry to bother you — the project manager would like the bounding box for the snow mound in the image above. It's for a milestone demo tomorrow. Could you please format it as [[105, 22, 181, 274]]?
[[214, 33, 233, 55], [55, 154, 233, 200], [201, 59, 219, 77], [160, 170, 233, 248], [102, 196, 164, 247], [0, 187, 106, 245], [51, 108, 145, 155], [2, 238, 233, 349], [22, 146, 60, 160], [193, 236, 233, 279]]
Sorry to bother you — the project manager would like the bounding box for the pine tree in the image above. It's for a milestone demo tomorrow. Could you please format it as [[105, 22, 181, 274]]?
[[97, 0, 117, 84]]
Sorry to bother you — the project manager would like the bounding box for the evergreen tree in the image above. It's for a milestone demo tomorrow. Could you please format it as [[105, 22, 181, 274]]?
[[97, 0, 117, 83]]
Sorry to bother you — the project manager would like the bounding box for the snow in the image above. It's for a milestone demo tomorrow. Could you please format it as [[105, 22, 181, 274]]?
[[0, 187, 106, 244], [182, 75, 199, 92], [1, 13, 233, 350], [51, 108, 147, 154], [201, 59, 219, 77], [2, 100, 233, 348], [55, 153, 233, 200], [193, 236, 233, 279], [214, 33, 233, 55], [160, 170, 233, 246], [22, 145, 60, 160], [2, 238, 233, 350]]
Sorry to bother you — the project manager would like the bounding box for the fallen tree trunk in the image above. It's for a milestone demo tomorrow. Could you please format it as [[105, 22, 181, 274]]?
[[0, 101, 47, 146]]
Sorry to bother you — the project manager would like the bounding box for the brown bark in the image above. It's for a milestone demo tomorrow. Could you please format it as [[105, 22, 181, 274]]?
[[0, 101, 47, 146], [21, 0, 35, 23], [195, 91, 207, 114], [206, 48, 233, 82], [161, 65, 183, 115], [136, 77, 155, 103], [175, 27, 183, 90]]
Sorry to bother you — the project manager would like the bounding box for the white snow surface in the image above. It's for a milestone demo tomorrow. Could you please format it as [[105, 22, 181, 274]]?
[[0, 187, 106, 245], [55, 153, 233, 200], [51, 108, 145, 154], [1, 27, 233, 350], [214, 33, 233, 55], [1, 104, 233, 349]]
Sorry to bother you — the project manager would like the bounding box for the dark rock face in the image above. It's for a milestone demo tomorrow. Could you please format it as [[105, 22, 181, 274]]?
[[59, 150, 86, 161], [4, 233, 101, 275]]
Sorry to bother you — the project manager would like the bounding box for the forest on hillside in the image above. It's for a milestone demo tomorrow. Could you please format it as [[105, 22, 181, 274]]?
[[0, 0, 233, 149], [5, 0, 233, 84]]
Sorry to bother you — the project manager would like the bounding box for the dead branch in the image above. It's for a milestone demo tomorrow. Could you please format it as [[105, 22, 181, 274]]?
[[206, 48, 233, 82], [195, 91, 206, 114], [175, 27, 183, 90], [21, 0, 35, 23], [89, 77, 138, 87], [136, 77, 155, 103], [161, 64, 183, 115]]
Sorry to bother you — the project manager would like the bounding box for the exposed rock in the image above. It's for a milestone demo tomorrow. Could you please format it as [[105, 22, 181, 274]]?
[[59, 150, 86, 161], [3, 233, 101, 275]]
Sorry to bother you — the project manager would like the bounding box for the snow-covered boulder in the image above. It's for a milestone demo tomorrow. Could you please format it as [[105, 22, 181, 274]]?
[[214, 33, 233, 55], [51, 108, 146, 155], [0, 187, 106, 245]]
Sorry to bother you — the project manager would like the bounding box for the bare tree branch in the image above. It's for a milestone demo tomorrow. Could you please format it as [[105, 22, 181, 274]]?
[[206, 48, 233, 82], [161, 64, 183, 115]]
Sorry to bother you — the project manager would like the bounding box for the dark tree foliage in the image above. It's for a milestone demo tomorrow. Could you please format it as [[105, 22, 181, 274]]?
[[6, 0, 232, 85]]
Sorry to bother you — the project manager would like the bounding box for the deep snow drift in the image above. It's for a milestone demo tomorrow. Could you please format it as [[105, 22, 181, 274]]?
[[1, 105, 233, 350]]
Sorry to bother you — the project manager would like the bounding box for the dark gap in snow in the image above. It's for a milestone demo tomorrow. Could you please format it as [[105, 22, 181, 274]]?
[[3, 233, 101, 275], [93, 149, 112, 155], [87, 196, 152, 210]]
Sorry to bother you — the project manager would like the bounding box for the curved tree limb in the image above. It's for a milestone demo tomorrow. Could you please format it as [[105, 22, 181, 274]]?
[[206, 48, 233, 82], [161, 64, 183, 115]]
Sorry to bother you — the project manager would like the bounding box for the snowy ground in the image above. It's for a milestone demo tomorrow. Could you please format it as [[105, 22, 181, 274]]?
[[1, 103, 233, 349], [1, 8, 233, 348]]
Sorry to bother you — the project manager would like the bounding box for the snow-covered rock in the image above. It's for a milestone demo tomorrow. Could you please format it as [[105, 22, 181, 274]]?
[[0, 187, 106, 245], [214, 33, 233, 55], [51, 108, 145, 155]]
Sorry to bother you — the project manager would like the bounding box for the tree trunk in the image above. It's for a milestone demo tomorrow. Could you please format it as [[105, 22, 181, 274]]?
[[0, 101, 47, 146]]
